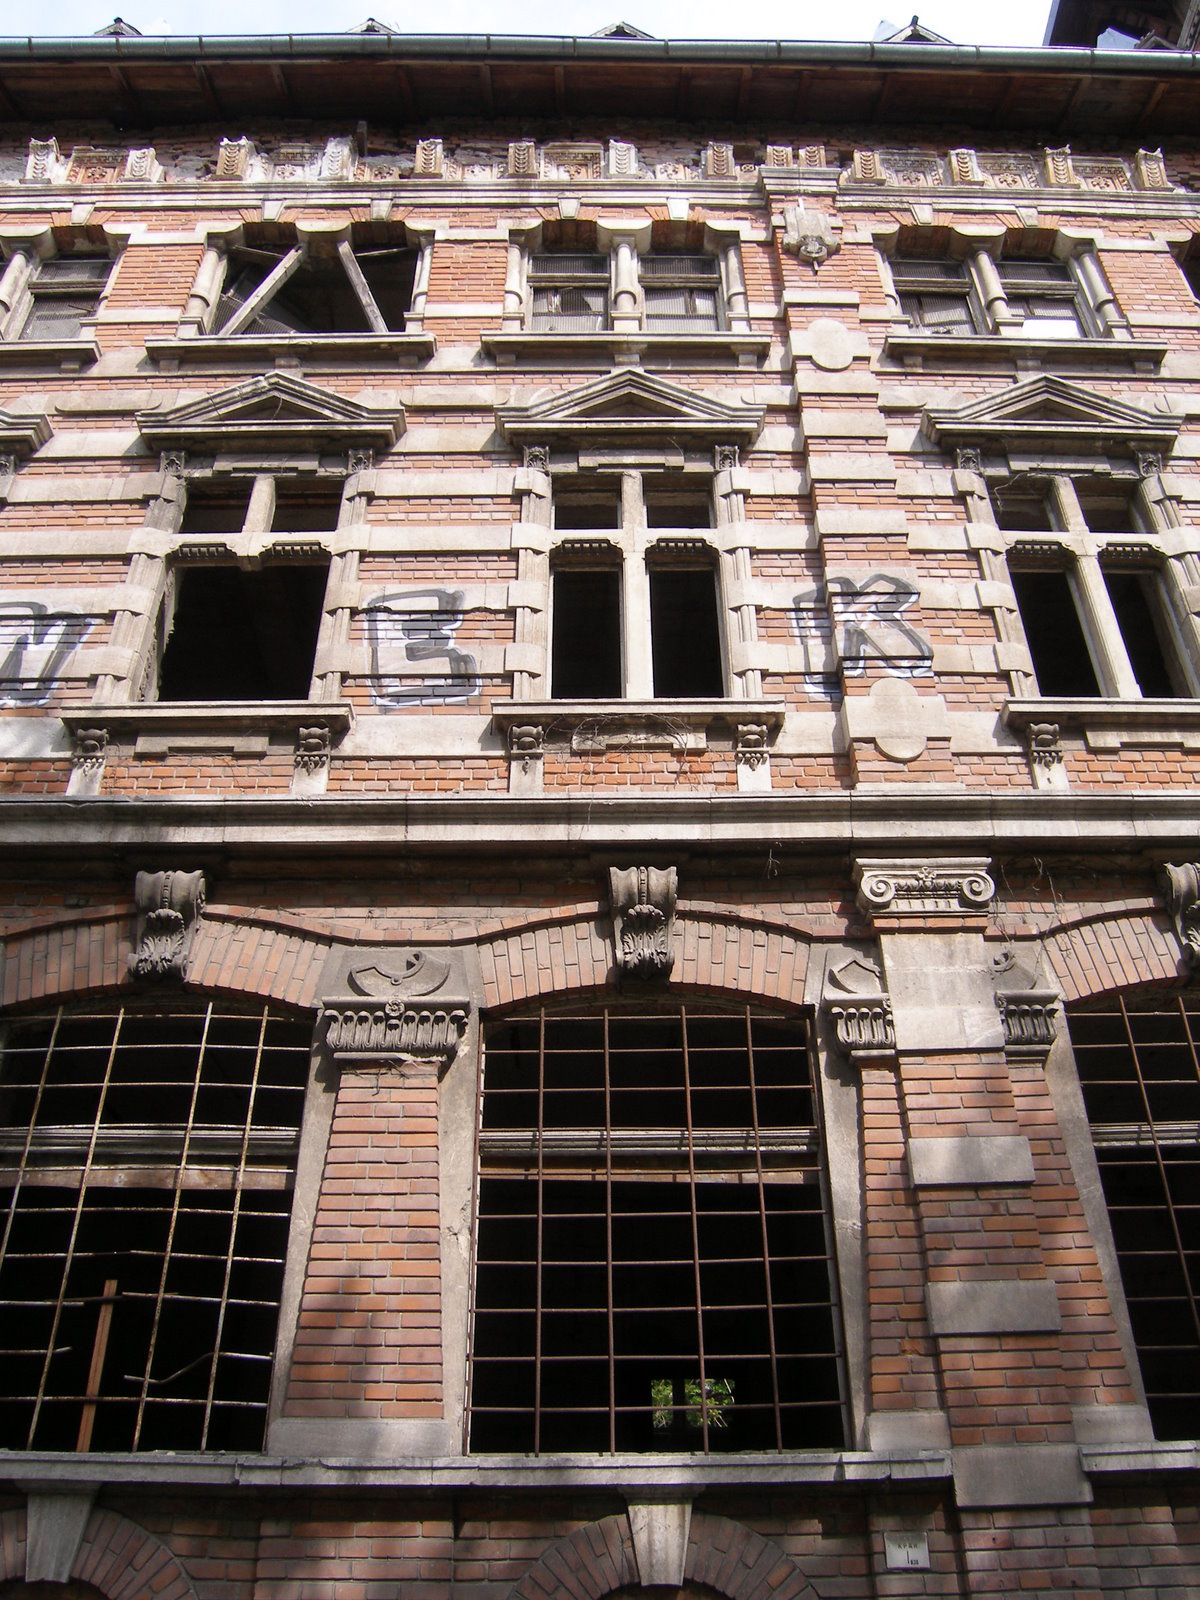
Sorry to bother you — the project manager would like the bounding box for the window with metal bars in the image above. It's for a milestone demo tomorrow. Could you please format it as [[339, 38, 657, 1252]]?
[[641, 254, 723, 332], [528, 253, 610, 332], [1069, 990, 1200, 1440], [468, 1002, 846, 1454], [17, 258, 112, 341], [0, 1001, 311, 1453], [890, 256, 982, 334], [997, 258, 1087, 338]]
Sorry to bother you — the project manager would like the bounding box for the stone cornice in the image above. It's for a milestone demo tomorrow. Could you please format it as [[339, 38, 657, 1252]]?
[[0, 791, 1199, 859]]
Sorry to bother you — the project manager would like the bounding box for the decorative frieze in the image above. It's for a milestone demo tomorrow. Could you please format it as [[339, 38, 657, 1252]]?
[[542, 143, 604, 180], [704, 142, 737, 179], [609, 866, 677, 980], [978, 152, 1041, 189], [413, 137, 444, 177], [948, 147, 984, 185], [508, 140, 538, 177], [319, 946, 472, 1071], [1043, 145, 1076, 186], [215, 137, 257, 179], [854, 857, 996, 922], [24, 138, 63, 183], [1163, 862, 1200, 966], [608, 141, 639, 177], [128, 869, 206, 982], [1074, 156, 1133, 193], [1135, 147, 1171, 190]]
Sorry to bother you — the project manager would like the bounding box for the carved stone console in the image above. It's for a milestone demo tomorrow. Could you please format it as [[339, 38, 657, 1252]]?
[[319, 947, 471, 1073], [1163, 861, 1200, 967], [609, 866, 678, 980], [128, 869, 206, 980], [822, 953, 896, 1065]]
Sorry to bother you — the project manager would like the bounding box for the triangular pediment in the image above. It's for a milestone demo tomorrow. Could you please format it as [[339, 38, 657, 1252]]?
[[922, 375, 1178, 454], [496, 369, 764, 444], [137, 373, 403, 451]]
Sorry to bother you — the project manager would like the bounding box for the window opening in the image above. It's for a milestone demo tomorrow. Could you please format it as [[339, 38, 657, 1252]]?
[[212, 239, 415, 335], [553, 487, 621, 530], [1068, 991, 1200, 1440], [270, 483, 344, 534], [551, 567, 622, 699], [641, 254, 722, 333], [468, 1002, 845, 1454], [891, 256, 978, 334], [1101, 566, 1184, 699], [992, 487, 1055, 534], [1075, 487, 1139, 536], [178, 486, 253, 538], [19, 258, 110, 341], [1009, 567, 1102, 697], [0, 1001, 311, 1453], [648, 566, 724, 698], [529, 253, 609, 333], [157, 563, 328, 702], [997, 259, 1084, 338], [643, 478, 713, 530]]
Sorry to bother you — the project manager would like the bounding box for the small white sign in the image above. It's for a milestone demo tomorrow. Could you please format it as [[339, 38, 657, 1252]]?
[[884, 1532, 931, 1571]]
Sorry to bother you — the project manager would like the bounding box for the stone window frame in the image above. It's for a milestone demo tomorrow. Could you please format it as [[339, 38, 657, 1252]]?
[[484, 218, 769, 366], [876, 223, 1159, 367], [0, 226, 113, 367], [146, 219, 436, 368]]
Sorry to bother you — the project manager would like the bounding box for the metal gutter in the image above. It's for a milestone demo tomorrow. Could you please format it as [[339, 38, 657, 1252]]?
[[0, 32, 1197, 74]]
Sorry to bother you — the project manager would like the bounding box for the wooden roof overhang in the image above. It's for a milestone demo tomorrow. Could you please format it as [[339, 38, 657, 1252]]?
[[1, 34, 1200, 140]]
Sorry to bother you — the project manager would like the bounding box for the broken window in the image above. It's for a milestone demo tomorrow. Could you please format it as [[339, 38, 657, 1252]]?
[[885, 238, 1110, 339], [1068, 991, 1200, 1440], [1009, 564, 1103, 697], [18, 257, 112, 341], [891, 256, 981, 334], [526, 238, 729, 334], [469, 1002, 845, 1454], [529, 253, 609, 333], [211, 230, 416, 336], [0, 1000, 311, 1452]]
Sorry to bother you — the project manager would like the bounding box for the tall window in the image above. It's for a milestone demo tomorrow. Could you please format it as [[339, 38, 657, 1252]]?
[[1068, 991, 1200, 1440], [0, 1001, 311, 1452], [469, 1002, 845, 1454]]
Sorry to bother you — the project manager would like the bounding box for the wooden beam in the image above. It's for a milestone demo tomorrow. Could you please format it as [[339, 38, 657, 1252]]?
[[337, 240, 388, 334], [479, 63, 495, 115], [193, 63, 224, 119], [393, 64, 415, 121], [1058, 76, 1088, 128], [675, 65, 692, 121], [1136, 79, 1169, 135], [792, 69, 810, 121], [270, 63, 295, 114], [220, 245, 306, 337], [735, 66, 753, 120], [554, 65, 565, 117], [76, 1279, 118, 1454], [990, 73, 1021, 129], [108, 63, 143, 127]]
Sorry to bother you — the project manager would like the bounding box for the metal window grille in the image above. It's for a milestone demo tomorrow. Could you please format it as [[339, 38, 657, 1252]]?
[[18, 259, 110, 342], [642, 254, 722, 332], [890, 257, 980, 334], [1069, 990, 1200, 1439], [529, 253, 610, 332], [468, 1002, 846, 1454], [997, 259, 1084, 335], [0, 1001, 311, 1453]]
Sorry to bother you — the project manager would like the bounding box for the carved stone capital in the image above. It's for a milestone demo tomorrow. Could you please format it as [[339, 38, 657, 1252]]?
[[714, 443, 740, 473], [71, 726, 107, 771], [854, 857, 996, 923], [523, 443, 550, 473], [159, 450, 186, 480], [128, 869, 206, 981], [609, 866, 677, 980], [823, 953, 896, 1065], [955, 446, 983, 475], [1163, 862, 1200, 966], [348, 446, 374, 476], [1137, 451, 1164, 480], [781, 203, 841, 267], [996, 991, 1060, 1055], [295, 724, 332, 773], [318, 945, 472, 1071]]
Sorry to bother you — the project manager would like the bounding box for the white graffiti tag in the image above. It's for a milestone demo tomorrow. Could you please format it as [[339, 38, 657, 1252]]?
[[0, 603, 93, 707], [791, 574, 932, 698], [363, 588, 483, 708]]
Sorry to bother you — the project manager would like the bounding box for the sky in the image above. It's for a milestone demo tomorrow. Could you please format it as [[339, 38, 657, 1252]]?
[[12, 3, 1055, 46]]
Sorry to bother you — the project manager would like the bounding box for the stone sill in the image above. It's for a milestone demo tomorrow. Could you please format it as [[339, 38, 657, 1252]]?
[[0, 338, 100, 370], [1082, 1442, 1200, 1477], [145, 332, 436, 368], [1004, 697, 1200, 752], [481, 330, 772, 366], [883, 330, 1167, 371], [0, 1446, 951, 1494], [62, 701, 353, 756], [492, 699, 785, 752]]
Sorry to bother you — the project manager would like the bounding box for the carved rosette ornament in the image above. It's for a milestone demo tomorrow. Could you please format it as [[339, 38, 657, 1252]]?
[[1163, 863, 1200, 966], [128, 870, 206, 981], [609, 866, 677, 980], [318, 946, 472, 1074], [854, 857, 996, 923]]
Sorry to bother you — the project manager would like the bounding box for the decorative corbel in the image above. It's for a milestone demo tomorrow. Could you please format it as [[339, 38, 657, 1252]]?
[[295, 724, 332, 774], [508, 723, 544, 771], [1025, 722, 1063, 770], [71, 726, 107, 772], [822, 953, 896, 1065], [128, 869, 206, 981], [1163, 862, 1200, 966], [319, 946, 471, 1075], [735, 722, 770, 770], [609, 866, 677, 980]]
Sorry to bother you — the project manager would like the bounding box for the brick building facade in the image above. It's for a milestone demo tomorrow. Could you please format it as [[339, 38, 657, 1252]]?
[[2, 20, 1200, 1600]]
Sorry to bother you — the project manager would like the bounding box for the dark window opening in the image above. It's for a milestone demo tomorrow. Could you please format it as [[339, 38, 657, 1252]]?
[[554, 488, 621, 530], [993, 488, 1055, 533], [1181, 255, 1200, 304], [1102, 566, 1185, 699], [0, 1001, 310, 1453], [158, 563, 328, 702], [178, 485, 253, 538], [529, 253, 609, 333], [469, 1003, 845, 1455], [891, 256, 978, 334], [641, 254, 723, 332], [271, 483, 344, 535], [644, 479, 712, 529], [212, 241, 415, 335], [551, 568, 622, 699], [1076, 487, 1139, 535], [997, 258, 1084, 336], [1010, 568, 1102, 697], [649, 566, 723, 698], [19, 258, 111, 342], [1068, 991, 1200, 1441]]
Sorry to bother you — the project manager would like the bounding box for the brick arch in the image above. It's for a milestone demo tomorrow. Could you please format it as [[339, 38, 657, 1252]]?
[[478, 911, 811, 1011], [0, 910, 329, 1013], [0, 1507, 196, 1600], [1043, 908, 1182, 1005], [508, 1512, 815, 1600]]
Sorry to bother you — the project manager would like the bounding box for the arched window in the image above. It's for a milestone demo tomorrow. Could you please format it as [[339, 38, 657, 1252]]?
[[0, 999, 312, 1452], [468, 1000, 845, 1453], [1068, 989, 1200, 1439]]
